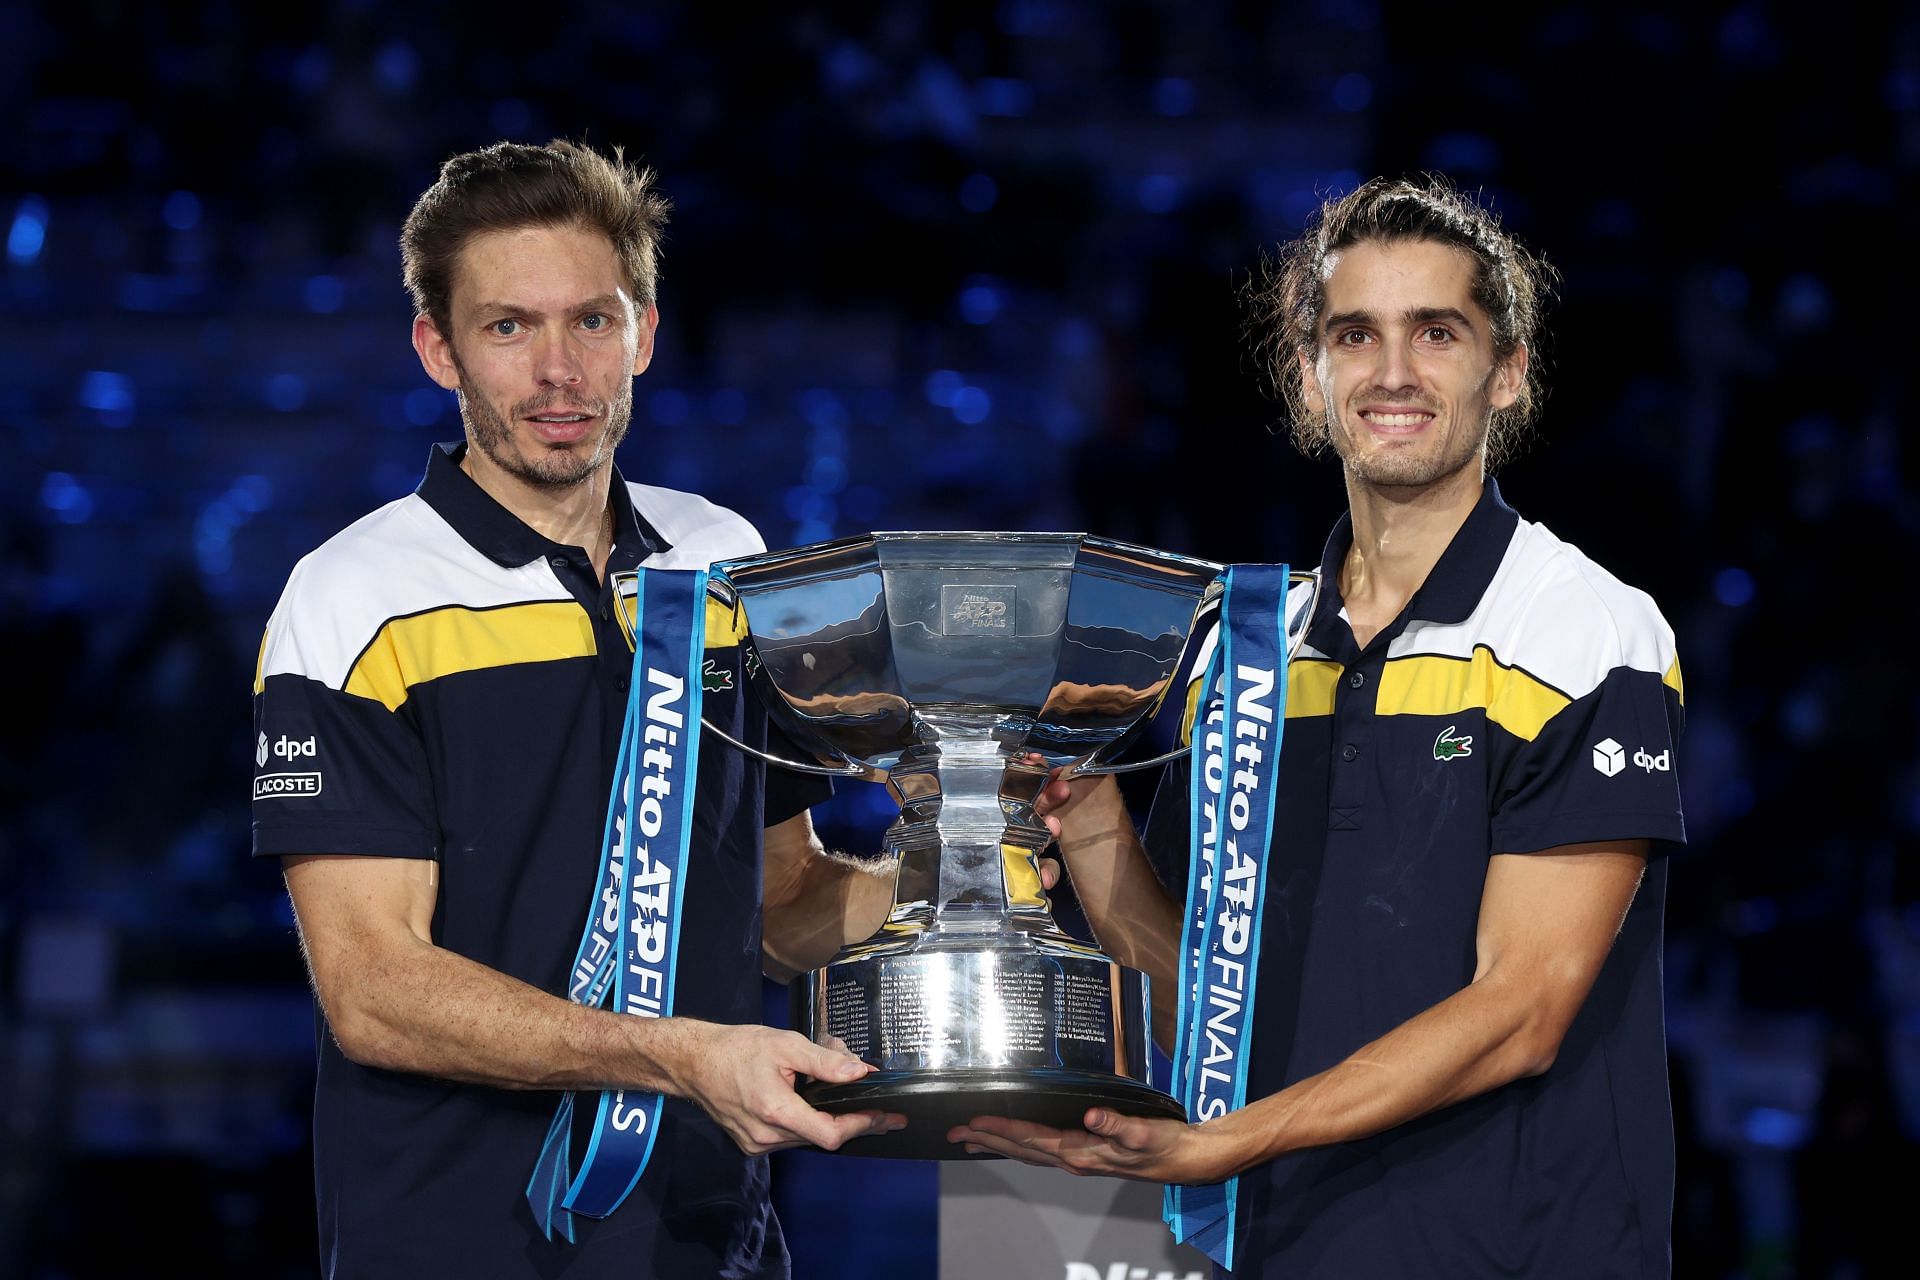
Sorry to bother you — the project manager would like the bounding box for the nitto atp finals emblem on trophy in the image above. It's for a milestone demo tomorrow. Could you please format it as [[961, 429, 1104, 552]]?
[[708, 532, 1246, 1158]]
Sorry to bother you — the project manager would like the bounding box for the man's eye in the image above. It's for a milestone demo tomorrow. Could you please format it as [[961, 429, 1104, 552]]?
[[1337, 330, 1370, 345], [580, 313, 607, 331], [1423, 326, 1453, 342], [491, 319, 519, 336]]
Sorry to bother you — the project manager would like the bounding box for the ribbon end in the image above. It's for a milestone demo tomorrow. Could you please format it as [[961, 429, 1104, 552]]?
[[1164, 1177, 1238, 1270], [527, 1098, 577, 1242]]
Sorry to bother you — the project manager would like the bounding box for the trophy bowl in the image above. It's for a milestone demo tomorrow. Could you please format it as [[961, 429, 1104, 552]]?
[[710, 532, 1223, 1158]]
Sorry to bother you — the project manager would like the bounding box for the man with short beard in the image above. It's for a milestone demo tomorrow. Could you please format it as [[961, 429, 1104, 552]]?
[[954, 179, 1688, 1278], [251, 140, 903, 1277]]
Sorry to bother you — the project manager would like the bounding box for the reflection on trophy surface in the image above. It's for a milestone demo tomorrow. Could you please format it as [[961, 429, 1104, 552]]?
[[710, 532, 1222, 1158]]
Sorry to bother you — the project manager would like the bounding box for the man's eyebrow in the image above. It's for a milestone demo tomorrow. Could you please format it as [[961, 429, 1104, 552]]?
[[468, 294, 625, 320], [1322, 306, 1479, 333], [1408, 306, 1477, 333]]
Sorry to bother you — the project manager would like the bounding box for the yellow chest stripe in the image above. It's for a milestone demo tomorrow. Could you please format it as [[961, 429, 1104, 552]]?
[[1286, 659, 1341, 720], [1375, 648, 1570, 742], [345, 602, 596, 711], [337, 594, 748, 712], [1173, 645, 1677, 748]]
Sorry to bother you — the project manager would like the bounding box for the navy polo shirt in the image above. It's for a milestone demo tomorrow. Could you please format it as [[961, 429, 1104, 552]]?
[[1146, 481, 1686, 1278], [252, 443, 826, 1278]]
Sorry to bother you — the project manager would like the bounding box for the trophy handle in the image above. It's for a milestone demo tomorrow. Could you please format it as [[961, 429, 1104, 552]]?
[[698, 716, 875, 779], [699, 576, 878, 779], [1060, 567, 1322, 782], [1063, 743, 1194, 778]]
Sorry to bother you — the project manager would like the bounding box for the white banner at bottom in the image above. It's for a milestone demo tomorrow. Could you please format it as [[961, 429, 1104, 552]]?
[[939, 1160, 1207, 1280]]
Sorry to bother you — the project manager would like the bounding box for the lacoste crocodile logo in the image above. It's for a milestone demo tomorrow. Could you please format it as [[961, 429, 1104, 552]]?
[[1432, 725, 1474, 761], [701, 658, 734, 693]]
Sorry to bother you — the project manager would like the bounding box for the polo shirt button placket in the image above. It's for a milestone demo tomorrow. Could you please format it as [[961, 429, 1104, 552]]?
[[1344, 666, 1367, 773], [1327, 653, 1378, 830]]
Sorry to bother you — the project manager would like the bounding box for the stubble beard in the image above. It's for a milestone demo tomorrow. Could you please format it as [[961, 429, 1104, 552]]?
[[1324, 397, 1489, 490], [452, 352, 633, 490]]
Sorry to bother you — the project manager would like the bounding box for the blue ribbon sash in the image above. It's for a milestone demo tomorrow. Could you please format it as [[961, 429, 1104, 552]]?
[[1164, 563, 1293, 1271], [528, 568, 709, 1242]]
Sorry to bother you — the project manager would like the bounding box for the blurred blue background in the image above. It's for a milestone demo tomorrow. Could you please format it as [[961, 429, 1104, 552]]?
[[2, 1, 1915, 1276]]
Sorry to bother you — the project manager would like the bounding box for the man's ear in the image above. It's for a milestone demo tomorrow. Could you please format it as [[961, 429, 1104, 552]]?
[[412, 315, 461, 391], [632, 303, 660, 377], [1488, 342, 1528, 412]]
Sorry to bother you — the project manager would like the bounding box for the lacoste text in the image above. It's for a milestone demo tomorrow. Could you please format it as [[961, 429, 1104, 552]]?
[[255, 772, 322, 799]]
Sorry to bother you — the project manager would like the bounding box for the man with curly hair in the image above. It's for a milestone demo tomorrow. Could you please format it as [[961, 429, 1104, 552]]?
[[957, 178, 1687, 1279]]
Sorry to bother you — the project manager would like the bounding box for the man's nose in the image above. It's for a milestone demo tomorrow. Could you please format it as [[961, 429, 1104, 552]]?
[[533, 331, 586, 388], [1374, 336, 1419, 392]]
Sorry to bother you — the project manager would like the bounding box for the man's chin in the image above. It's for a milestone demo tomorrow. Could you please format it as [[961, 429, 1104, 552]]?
[[1342, 448, 1478, 491], [519, 457, 601, 489], [484, 440, 606, 489]]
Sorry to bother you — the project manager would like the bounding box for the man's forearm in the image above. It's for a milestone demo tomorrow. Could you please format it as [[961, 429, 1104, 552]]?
[[1206, 844, 1649, 1176], [1054, 781, 1183, 1048], [761, 843, 896, 981], [951, 957, 1569, 1184], [1204, 966, 1558, 1176], [310, 923, 701, 1095]]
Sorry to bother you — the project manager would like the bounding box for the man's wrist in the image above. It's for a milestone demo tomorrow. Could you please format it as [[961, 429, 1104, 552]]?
[[1056, 776, 1131, 849], [622, 1014, 707, 1098], [1197, 1104, 1273, 1180]]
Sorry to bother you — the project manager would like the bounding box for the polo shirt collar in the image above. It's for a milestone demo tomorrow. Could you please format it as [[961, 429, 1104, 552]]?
[[415, 441, 671, 567], [1309, 477, 1520, 644]]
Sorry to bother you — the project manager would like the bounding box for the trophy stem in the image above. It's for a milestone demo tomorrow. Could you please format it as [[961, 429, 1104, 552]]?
[[866, 711, 1061, 957]]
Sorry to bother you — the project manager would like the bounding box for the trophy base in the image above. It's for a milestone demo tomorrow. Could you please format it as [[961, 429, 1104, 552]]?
[[799, 1068, 1187, 1160]]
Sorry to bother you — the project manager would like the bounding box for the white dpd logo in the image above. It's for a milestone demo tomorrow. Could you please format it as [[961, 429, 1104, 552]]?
[[1633, 747, 1671, 773], [270, 734, 317, 760], [1592, 738, 1625, 777], [256, 732, 269, 768]]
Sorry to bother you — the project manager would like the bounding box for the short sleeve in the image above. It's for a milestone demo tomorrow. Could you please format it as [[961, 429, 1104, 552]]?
[[251, 618, 440, 860], [1489, 665, 1685, 856]]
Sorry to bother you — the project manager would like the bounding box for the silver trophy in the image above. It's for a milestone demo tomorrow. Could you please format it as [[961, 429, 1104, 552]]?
[[707, 533, 1303, 1158]]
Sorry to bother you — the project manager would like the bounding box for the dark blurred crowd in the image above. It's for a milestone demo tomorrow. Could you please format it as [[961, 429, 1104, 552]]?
[[1, 2, 1915, 1276]]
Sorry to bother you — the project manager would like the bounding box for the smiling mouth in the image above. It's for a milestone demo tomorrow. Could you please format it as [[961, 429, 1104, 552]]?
[[1358, 408, 1435, 432]]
